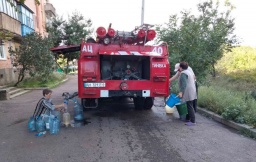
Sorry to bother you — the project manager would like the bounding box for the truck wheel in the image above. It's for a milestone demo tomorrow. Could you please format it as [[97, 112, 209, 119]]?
[[144, 97, 153, 110], [133, 97, 145, 110]]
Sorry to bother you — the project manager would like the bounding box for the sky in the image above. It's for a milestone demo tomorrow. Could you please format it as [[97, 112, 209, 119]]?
[[50, 0, 256, 47]]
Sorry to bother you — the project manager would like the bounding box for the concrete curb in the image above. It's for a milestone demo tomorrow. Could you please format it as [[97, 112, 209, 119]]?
[[197, 107, 256, 138]]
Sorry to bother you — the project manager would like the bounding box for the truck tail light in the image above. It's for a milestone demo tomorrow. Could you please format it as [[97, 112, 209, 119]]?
[[96, 27, 106, 38], [83, 77, 96, 82], [153, 57, 164, 61], [147, 30, 156, 41], [153, 76, 167, 82]]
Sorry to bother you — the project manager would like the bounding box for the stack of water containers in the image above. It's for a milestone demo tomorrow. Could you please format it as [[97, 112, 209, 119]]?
[[28, 114, 60, 136]]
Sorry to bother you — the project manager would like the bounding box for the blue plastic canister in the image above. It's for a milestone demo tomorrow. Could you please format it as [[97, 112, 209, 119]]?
[[42, 114, 54, 130], [50, 117, 60, 135], [74, 102, 84, 121], [166, 94, 180, 107], [35, 116, 46, 132], [28, 117, 36, 132]]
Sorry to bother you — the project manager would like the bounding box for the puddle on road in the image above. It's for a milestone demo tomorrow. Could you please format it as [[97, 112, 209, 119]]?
[[70, 118, 92, 127], [93, 111, 113, 117]]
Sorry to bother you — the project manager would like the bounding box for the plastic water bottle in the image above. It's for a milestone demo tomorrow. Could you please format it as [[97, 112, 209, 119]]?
[[74, 101, 84, 121], [50, 117, 60, 135], [28, 117, 36, 132], [63, 111, 71, 127], [64, 99, 68, 110], [44, 115, 54, 130], [35, 131, 46, 137], [36, 116, 46, 132]]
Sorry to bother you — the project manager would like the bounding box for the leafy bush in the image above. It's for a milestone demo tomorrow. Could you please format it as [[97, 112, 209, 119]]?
[[170, 80, 179, 94], [221, 104, 243, 121], [198, 86, 241, 115], [198, 86, 256, 127], [251, 90, 256, 100]]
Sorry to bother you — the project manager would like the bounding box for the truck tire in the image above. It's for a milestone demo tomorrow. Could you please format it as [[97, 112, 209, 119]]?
[[133, 97, 145, 110], [144, 97, 153, 110]]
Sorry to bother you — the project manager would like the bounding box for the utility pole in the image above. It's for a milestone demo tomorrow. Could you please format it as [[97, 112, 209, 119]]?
[[141, 0, 145, 25]]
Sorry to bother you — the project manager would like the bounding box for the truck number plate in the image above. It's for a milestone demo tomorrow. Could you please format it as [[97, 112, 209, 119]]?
[[84, 83, 106, 87]]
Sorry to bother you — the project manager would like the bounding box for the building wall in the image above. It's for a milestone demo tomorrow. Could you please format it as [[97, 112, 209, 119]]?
[[0, 42, 12, 69], [0, 13, 21, 35], [25, 0, 47, 37], [0, 41, 20, 85], [0, 0, 48, 86]]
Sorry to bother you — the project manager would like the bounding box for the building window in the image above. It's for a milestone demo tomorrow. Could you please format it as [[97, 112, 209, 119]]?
[[0, 0, 19, 20], [0, 45, 6, 60], [18, 5, 35, 36], [19, 6, 34, 29]]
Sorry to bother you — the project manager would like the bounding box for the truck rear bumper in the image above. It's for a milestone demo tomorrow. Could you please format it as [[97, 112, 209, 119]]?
[[100, 90, 150, 97]]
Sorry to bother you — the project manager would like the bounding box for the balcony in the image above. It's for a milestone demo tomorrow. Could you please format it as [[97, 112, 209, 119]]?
[[44, 3, 56, 18], [0, 13, 21, 36]]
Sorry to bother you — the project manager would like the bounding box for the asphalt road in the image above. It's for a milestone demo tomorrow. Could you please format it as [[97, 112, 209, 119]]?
[[0, 75, 256, 162]]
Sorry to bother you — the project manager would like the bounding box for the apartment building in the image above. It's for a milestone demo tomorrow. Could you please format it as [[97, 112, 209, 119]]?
[[0, 0, 55, 86]]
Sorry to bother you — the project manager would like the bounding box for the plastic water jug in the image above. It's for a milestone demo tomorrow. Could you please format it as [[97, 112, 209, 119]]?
[[50, 117, 60, 135], [36, 116, 46, 132], [43, 114, 54, 130], [63, 112, 71, 127], [74, 102, 84, 121], [165, 105, 175, 114], [28, 117, 36, 132]]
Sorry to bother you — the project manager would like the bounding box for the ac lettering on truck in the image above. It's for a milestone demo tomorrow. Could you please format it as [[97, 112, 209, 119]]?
[[152, 47, 163, 54], [82, 45, 93, 53], [152, 63, 166, 68]]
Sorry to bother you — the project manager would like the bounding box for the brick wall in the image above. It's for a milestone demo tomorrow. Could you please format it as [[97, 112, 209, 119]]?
[[0, 68, 18, 86]]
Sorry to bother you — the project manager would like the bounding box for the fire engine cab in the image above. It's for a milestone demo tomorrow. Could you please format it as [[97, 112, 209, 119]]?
[[50, 24, 170, 110]]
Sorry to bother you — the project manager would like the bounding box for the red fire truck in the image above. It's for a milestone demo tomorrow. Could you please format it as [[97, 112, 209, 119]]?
[[50, 24, 170, 110]]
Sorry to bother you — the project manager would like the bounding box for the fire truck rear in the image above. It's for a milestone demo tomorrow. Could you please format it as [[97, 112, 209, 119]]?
[[52, 24, 170, 110]]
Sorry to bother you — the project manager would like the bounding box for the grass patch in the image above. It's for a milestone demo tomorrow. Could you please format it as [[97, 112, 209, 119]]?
[[240, 128, 256, 140], [17, 72, 66, 88], [198, 76, 256, 128]]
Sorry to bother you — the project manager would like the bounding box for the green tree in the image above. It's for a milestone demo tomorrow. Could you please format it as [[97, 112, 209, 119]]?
[[8, 33, 55, 86], [46, 16, 65, 48], [156, 0, 237, 80], [46, 16, 66, 70], [47, 12, 93, 73], [63, 11, 93, 71], [216, 46, 256, 73]]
